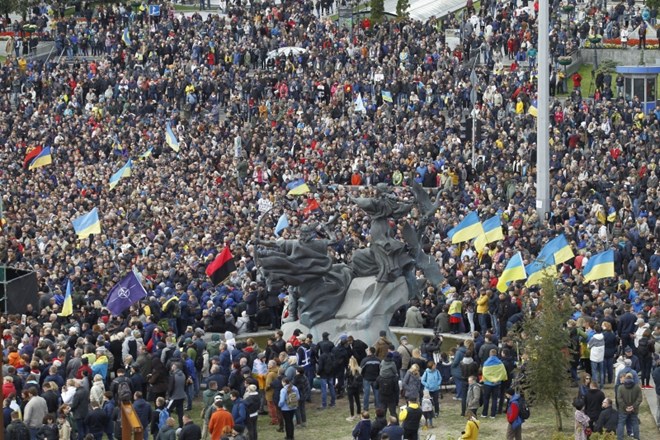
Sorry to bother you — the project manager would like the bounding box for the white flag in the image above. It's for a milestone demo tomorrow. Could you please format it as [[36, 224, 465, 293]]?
[[355, 93, 366, 114]]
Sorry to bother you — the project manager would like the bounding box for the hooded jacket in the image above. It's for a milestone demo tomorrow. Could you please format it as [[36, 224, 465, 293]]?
[[587, 333, 605, 362], [616, 376, 642, 414]]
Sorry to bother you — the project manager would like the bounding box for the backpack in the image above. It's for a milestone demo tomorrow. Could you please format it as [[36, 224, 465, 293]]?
[[10, 422, 30, 440], [285, 385, 299, 409], [157, 408, 169, 430], [378, 375, 397, 396], [117, 379, 132, 402], [637, 338, 649, 357], [518, 396, 530, 420]]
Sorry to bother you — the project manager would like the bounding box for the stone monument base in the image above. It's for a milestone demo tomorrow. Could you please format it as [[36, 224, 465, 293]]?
[[282, 275, 407, 345]]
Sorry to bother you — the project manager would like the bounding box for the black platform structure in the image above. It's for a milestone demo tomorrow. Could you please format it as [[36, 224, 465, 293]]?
[[0, 266, 39, 314]]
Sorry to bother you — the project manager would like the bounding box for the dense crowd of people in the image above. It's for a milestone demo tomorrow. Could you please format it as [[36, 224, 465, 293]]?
[[0, 0, 659, 439]]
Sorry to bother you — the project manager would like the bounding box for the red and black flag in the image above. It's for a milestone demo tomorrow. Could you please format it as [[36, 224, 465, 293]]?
[[23, 146, 43, 168], [205, 247, 237, 285]]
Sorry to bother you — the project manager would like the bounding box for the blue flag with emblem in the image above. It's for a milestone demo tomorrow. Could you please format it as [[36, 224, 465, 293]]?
[[105, 272, 147, 316]]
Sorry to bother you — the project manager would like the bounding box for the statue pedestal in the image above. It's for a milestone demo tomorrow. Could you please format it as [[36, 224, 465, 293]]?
[[282, 275, 407, 345]]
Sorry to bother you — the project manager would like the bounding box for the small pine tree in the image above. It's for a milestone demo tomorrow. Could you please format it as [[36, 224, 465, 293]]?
[[396, 0, 410, 18], [371, 0, 384, 21], [521, 278, 573, 431]]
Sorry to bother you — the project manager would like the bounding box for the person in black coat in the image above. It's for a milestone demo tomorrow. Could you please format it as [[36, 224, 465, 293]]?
[[42, 383, 60, 415], [593, 397, 618, 434], [369, 408, 388, 440], [583, 380, 605, 430], [179, 415, 202, 440], [85, 403, 109, 439], [35, 415, 58, 440]]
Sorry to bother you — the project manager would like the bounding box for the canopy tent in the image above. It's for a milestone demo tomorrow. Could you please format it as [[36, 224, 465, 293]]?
[[384, 0, 467, 21]]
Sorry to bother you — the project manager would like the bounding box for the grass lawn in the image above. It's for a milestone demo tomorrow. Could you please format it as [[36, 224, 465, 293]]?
[[183, 360, 658, 440], [186, 373, 658, 440], [559, 63, 620, 99]]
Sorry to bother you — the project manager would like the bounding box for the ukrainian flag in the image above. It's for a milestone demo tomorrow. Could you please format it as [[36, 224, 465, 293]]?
[[474, 215, 504, 252], [139, 147, 153, 160], [527, 105, 538, 117], [108, 159, 133, 190], [497, 252, 527, 292], [59, 280, 73, 317], [122, 28, 132, 46], [607, 206, 616, 222], [482, 356, 508, 384], [287, 181, 310, 196], [582, 249, 615, 283], [382, 91, 393, 103], [72, 207, 101, 239], [165, 122, 180, 152], [447, 211, 484, 244], [525, 260, 558, 287], [28, 147, 52, 170], [536, 234, 574, 266]]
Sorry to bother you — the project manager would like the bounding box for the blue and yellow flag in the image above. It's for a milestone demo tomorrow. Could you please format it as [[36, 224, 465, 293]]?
[[28, 146, 52, 170], [482, 355, 508, 384], [525, 260, 558, 287], [165, 122, 180, 152], [122, 28, 132, 46], [139, 147, 153, 160], [607, 206, 616, 222], [109, 159, 133, 190], [583, 250, 615, 283], [59, 280, 73, 317], [287, 180, 310, 196], [72, 208, 101, 239], [474, 215, 504, 252], [382, 91, 393, 103], [497, 252, 527, 292], [447, 211, 484, 244], [536, 234, 574, 266]]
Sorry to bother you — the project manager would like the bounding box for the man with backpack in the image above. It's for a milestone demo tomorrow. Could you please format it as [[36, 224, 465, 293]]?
[[376, 353, 400, 419], [111, 369, 134, 403], [278, 377, 300, 440], [5, 411, 30, 440], [505, 388, 528, 440], [316, 345, 337, 410], [151, 396, 170, 439]]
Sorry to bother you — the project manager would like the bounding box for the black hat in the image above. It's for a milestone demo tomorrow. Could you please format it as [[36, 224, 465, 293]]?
[[379, 330, 386, 337]]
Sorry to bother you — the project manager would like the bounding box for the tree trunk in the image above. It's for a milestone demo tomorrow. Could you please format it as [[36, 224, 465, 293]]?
[[553, 398, 563, 431]]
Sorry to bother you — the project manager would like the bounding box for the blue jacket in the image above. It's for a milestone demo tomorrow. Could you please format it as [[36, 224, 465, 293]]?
[[421, 368, 442, 392], [231, 398, 247, 425], [133, 398, 152, 429], [451, 346, 467, 380], [278, 385, 300, 411], [352, 419, 372, 440]]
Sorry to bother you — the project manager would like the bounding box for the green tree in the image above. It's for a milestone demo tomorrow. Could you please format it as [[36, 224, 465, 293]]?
[[0, 0, 37, 20], [647, 0, 660, 12], [521, 278, 572, 431], [370, 0, 384, 21], [396, 0, 410, 18]]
